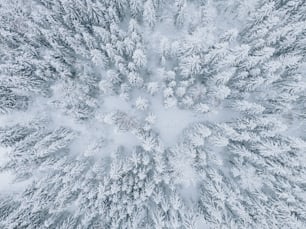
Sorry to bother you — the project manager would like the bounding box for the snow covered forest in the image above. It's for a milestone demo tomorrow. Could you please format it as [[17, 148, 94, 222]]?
[[0, 0, 306, 228]]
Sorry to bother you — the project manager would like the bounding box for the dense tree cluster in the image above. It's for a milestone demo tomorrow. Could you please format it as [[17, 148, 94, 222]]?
[[0, 0, 305, 228]]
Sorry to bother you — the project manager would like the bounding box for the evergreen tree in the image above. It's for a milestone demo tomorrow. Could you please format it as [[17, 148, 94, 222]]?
[[0, 0, 305, 228]]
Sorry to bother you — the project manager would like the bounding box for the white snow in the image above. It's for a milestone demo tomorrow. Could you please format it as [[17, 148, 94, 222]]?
[[0, 171, 15, 193], [100, 93, 200, 148], [102, 95, 133, 113], [0, 146, 30, 194], [194, 217, 210, 229], [0, 171, 32, 194], [150, 95, 200, 146], [68, 95, 142, 157], [0, 146, 9, 167]]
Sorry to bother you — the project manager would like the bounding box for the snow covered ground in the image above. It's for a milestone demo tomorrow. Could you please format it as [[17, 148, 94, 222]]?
[[0, 0, 306, 228]]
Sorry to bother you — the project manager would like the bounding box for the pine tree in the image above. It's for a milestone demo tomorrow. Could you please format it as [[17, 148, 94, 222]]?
[[0, 0, 306, 228]]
